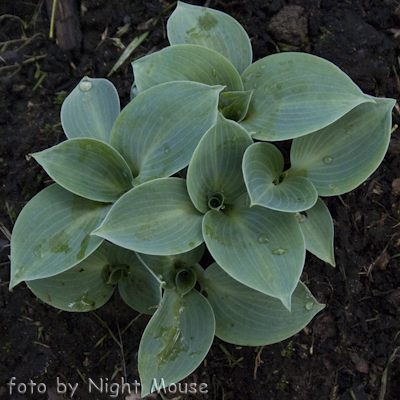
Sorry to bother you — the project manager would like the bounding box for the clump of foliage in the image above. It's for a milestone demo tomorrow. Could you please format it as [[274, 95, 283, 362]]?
[[9, 2, 395, 396], [53, 90, 67, 105]]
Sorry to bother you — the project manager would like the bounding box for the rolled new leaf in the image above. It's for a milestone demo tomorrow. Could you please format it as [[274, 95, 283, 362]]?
[[240, 52, 373, 141], [137, 244, 205, 289], [187, 113, 253, 213], [32, 138, 133, 202], [139, 288, 215, 397], [200, 263, 324, 346], [132, 44, 243, 94], [10, 184, 111, 289], [203, 193, 305, 310], [295, 198, 335, 266], [105, 244, 162, 314], [219, 90, 253, 122], [27, 242, 114, 312], [167, 1, 252, 75], [288, 97, 396, 196], [243, 142, 318, 212], [92, 178, 204, 256], [61, 76, 120, 143], [110, 81, 223, 185], [175, 268, 197, 296]]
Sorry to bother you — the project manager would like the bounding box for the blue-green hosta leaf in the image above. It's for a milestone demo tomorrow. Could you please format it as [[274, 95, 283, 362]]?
[[32, 138, 133, 202], [27, 242, 114, 312], [110, 81, 223, 185], [288, 97, 396, 196], [61, 77, 120, 143], [167, 2, 252, 75], [243, 142, 318, 212], [203, 193, 305, 310], [92, 178, 204, 256], [200, 263, 324, 345], [105, 244, 162, 314], [187, 113, 253, 213], [10, 184, 111, 289], [295, 198, 335, 266], [139, 288, 215, 397], [219, 90, 253, 122], [137, 244, 205, 289], [240, 52, 373, 141], [132, 44, 243, 94]]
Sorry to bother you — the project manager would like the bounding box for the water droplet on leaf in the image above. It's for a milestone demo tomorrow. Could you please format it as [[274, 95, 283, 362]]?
[[256, 72, 262, 77], [305, 302, 314, 310], [258, 233, 269, 244], [79, 80, 92, 92], [34, 246, 43, 259], [272, 248, 288, 255], [295, 212, 307, 223], [164, 147, 171, 154], [85, 144, 92, 150], [243, 73, 253, 82], [231, 134, 237, 142], [204, 225, 213, 238], [323, 156, 333, 164], [211, 69, 217, 77], [261, 65, 266, 69]]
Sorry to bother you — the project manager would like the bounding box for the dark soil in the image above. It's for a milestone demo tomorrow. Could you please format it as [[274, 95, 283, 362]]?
[[1, 0, 400, 399]]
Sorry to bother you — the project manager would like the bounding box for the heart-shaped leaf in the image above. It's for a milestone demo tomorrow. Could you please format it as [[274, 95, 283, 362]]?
[[240, 52, 373, 141], [288, 97, 396, 196], [61, 77, 120, 143], [139, 288, 215, 397], [92, 178, 204, 256], [200, 263, 324, 345], [295, 198, 335, 266], [105, 244, 162, 314], [167, 2, 252, 75], [203, 193, 305, 310], [187, 113, 253, 213], [32, 138, 133, 202], [132, 44, 243, 94], [10, 184, 111, 289], [137, 244, 205, 289], [110, 81, 223, 185], [243, 142, 318, 212], [27, 242, 114, 312]]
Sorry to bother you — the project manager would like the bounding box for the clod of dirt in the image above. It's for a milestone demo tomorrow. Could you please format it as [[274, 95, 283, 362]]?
[[267, 5, 308, 46], [375, 250, 391, 270], [387, 289, 400, 314], [391, 177, 400, 194], [349, 352, 369, 374]]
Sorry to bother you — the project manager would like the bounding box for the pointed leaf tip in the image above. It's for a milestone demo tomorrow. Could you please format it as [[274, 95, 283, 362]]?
[[139, 288, 215, 396], [61, 77, 120, 143], [203, 193, 305, 304], [240, 53, 373, 141], [90, 178, 204, 255], [32, 138, 133, 202], [110, 81, 223, 184], [10, 184, 111, 287], [202, 264, 324, 346], [167, 2, 252, 74]]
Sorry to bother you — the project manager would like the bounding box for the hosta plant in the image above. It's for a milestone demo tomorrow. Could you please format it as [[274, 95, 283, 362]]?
[[10, 2, 395, 396]]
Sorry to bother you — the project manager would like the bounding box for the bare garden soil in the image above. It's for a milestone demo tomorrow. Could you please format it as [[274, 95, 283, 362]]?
[[1, 0, 400, 399]]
